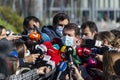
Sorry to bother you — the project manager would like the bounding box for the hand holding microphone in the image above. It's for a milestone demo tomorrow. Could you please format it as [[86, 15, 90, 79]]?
[[70, 65, 84, 80]]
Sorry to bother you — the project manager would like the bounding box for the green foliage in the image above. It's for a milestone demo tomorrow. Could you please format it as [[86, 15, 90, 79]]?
[[0, 18, 18, 33], [0, 7, 23, 33]]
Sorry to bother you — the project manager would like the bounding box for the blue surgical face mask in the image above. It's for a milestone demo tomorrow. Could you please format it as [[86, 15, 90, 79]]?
[[61, 36, 74, 46], [56, 26, 64, 37]]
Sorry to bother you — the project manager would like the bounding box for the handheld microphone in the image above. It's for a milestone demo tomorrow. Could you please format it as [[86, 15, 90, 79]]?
[[47, 48, 61, 65], [33, 25, 41, 34], [82, 39, 102, 48], [52, 37, 63, 46], [52, 44, 60, 50], [9, 50, 18, 58], [76, 47, 83, 56], [66, 46, 74, 65], [88, 57, 97, 66], [22, 32, 41, 41], [35, 44, 47, 54], [41, 33, 51, 42], [60, 46, 67, 60], [42, 54, 51, 61], [42, 41, 52, 49], [56, 62, 67, 80], [83, 47, 92, 56], [46, 60, 55, 70]]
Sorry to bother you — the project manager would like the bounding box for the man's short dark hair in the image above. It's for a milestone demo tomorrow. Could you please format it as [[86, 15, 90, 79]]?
[[81, 21, 98, 33], [23, 16, 40, 28], [52, 13, 69, 26], [63, 23, 80, 36]]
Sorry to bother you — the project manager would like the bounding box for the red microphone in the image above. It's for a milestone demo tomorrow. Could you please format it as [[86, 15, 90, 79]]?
[[50, 54, 61, 65], [42, 41, 52, 49], [76, 47, 83, 57], [47, 47, 61, 65], [83, 47, 92, 56]]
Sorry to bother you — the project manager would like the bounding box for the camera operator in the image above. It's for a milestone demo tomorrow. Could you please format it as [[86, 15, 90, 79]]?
[[0, 25, 21, 40]]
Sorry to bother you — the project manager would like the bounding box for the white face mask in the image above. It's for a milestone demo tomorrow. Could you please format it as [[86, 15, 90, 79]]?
[[61, 36, 74, 46], [25, 50, 30, 57], [56, 26, 64, 37]]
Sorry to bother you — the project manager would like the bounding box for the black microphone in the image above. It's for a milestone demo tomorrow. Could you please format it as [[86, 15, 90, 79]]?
[[66, 46, 74, 65], [33, 25, 41, 34], [82, 39, 102, 48]]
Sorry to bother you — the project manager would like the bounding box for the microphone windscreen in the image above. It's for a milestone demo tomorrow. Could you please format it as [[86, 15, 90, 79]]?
[[52, 37, 62, 46], [52, 44, 60, 50], [29, 32, 41, 41], [83, 47, 92, 56], [58, 62, 67, 72], [43, 41, 52, 49], [60, 46, 66, 53], [41, 33, 51, 42], [46, 60, 55, 69], [9, 50, 18, 58], [47, 47, 59, 56], [51, 54, 61, 65], [35, 44, 47, 54], [76, 47, 83, 56]]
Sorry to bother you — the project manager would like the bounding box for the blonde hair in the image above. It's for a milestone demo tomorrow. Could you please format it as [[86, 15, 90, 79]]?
[[103, 51, 120, 80], [94, 31, 115, 45]]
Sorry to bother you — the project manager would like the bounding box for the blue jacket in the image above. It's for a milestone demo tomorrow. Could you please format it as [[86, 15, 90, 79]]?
[[41, 25, 61, 40]]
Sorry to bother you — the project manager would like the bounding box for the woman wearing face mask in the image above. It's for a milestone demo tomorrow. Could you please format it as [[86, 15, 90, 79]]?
[[42, 13, 69, 40]]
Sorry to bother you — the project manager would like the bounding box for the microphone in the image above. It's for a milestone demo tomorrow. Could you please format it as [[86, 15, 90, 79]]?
[[52, 44, 60, 50], [50, 54, 61, 65], [47, 47, 60, 56], [47, 47, 61, 65], [41, 33, 51, 42], [33, 25, 41, 34], [88, 57, 97, 66], [9, 50, 18, 58], [60, 46, 66, 53], [52, 37, 63, 46], [22, 32, 41, 41], [83, 47, 92, 56], [42, 54, 51, 61], [46, 60, 55, 70], [42, 41, 52, 49], [76, 47, 83, 57], [60, 46, 67, 61], [66, 46, 74, 65], [35, 44, 47, 54], [81, 39, 102, 48], [55, 62, 67, 80]]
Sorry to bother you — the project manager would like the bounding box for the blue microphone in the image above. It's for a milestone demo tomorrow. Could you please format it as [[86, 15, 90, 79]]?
[[56, 62, 67, 80], [9, 50, 18, 58], [41, 33, 51, 42], [52, 44, 60, 50]]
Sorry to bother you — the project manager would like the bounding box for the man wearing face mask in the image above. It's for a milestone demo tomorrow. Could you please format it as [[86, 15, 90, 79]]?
[[41, 13, 69, 40], [61, 23, 80, 48], [57, 23, 87, 80]]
